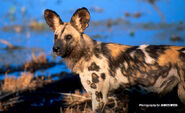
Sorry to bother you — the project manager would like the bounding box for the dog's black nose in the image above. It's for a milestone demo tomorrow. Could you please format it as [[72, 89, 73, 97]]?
[[53, 46, 60, 52]]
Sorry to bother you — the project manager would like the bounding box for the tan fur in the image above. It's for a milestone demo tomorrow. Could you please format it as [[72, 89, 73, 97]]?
[[106, 44, 130, 59], [158, 46, 183, 66], [64, 34, 95, 73], [53, 17, 61, 30]]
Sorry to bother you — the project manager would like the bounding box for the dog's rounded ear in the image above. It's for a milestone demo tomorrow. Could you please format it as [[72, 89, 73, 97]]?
[[70, 7, 90, 33], [44, 9, 63, 31]]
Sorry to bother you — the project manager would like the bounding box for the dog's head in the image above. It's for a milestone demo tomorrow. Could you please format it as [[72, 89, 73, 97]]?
[[44, 7, 90, 58]]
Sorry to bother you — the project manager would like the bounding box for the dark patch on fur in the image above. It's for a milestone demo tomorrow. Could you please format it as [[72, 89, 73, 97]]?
[[178, 47, 185, 52], [95, 102, 104, 112], [179, 52, 185, 62], [94, 43, 102, 58], [125, 46, 139, 53], [84, 48, 92, 61], [116, 46, 139, 68], [54, 34, 58, 40], [137, 78, 151, 86], [92, 73, 99, 83], [90, 83, 97, 89], [120, 46, 147, 79], [178, 48, 185, 62], [88, 62, 100, 71], [101, 73, 106, 80], [87, 80, 91, 85], [145, 45, 168, 59], [125, 61, 173, 86], [134, 49, 145, 61], [100, 43, 124, 77], [100, 44, 145, 78], [159, 65, 171, 78], [60, 24, 67, 37], [95, 91, 103, 102]]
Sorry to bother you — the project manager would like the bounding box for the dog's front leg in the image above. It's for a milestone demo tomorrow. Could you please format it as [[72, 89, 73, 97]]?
[[92, 93, 100, 113], [91, 92, 105, 113]]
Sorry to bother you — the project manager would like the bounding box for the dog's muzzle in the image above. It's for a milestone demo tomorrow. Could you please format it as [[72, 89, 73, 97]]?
[[53, 46, 60, 53], [52, 46, 71, 58]]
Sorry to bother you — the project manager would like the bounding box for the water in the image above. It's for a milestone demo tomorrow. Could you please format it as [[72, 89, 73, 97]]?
[[0, 0, 185, 79]]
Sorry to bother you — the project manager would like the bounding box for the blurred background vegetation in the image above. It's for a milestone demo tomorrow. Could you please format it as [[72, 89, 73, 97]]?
[[0, 0, 185, 112], [0, 0, 184, 69]]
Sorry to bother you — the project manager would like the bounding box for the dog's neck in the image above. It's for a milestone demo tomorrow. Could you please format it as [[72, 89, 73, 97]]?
[[64, 34, 96, 73]]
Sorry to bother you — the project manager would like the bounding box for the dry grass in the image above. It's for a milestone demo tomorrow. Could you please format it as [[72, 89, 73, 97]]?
[[30, 52, 47, 63], [1, 72, 36, 92], [24, 52, 47, 69], [29, 20, 47, 31], [62, 90, 91, 107], [61, 90, 125, 113], [32, 52, 47, 63], [1, 52, 52, 93], [0, 72, 52, 111], [61, 105, 92, 113], [61, 106, 116, 113], [61, 90, 92, 113]]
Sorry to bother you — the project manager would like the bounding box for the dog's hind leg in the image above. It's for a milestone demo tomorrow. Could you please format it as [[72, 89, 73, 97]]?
[[177, 67, 185, 105], [178, 82, 185, 105]]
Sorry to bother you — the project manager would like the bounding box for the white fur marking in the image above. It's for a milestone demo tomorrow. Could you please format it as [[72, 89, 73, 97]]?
[[130, 51, 135, 58], [139, 45, 155, 64], [115, 68, 129, 84], [138, 45, 148, 50], [123, 61, 128, 70]]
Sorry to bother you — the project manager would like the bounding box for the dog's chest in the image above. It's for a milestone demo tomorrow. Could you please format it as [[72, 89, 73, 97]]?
[[78, 55, 130, 93], [78, 55, 110, 92]]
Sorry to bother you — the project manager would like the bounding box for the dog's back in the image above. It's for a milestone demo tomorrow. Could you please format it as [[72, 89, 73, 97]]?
[[115, 45, 185, 93], [121, 45, 185, 102], [95, 43, 185, 104], [81, 41, 185, 106]]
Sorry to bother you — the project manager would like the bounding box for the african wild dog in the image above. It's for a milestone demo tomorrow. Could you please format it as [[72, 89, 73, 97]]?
[[44, 7, 185, 112]]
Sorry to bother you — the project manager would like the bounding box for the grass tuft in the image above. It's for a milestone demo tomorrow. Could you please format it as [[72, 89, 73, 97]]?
[[2, 72, 35, 93]]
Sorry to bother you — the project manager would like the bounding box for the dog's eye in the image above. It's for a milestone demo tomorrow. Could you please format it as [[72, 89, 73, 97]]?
[[65, 34, 72, 40], [54, 34, 58, 40]]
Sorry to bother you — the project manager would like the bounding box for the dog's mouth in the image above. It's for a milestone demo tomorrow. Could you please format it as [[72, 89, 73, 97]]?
[[53, 49, 72, 58], [53, 51, 62, 56]]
